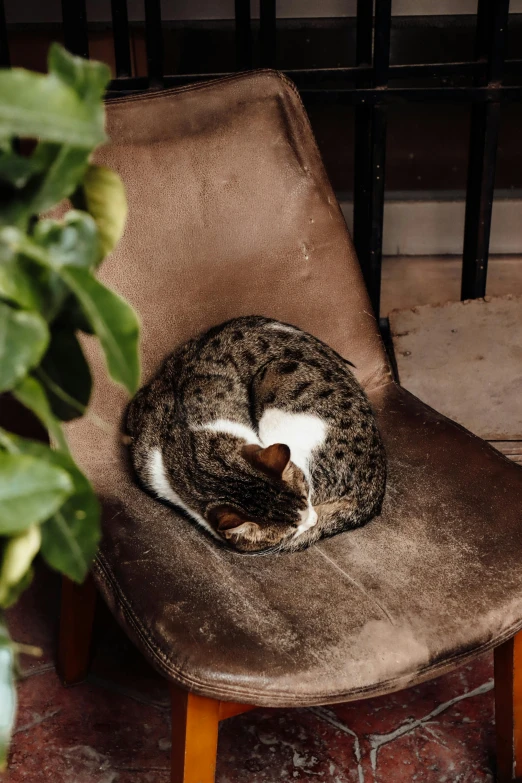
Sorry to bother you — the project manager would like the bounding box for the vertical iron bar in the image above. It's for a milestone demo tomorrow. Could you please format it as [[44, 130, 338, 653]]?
[[144, 0, 164, 88], [111, 0, 131, 78], [488, 0, 510, 82], [367, 104, 388, 316], [353, 0, 373, 289], [61, 0, 89, 58], [461, 0, 509, 300], [260, 0, 276, 68], [461, 103, 501, 300], [373, 0, 391, 87], [355, 0, 373, 67], [0, 0, 10, 68], [235, 0, 252, 71], [367, 0, 392, 316], [475, 0, 490, 66]]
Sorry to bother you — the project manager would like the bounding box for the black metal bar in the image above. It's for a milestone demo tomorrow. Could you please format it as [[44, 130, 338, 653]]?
[[488, 0, 510, 82], [288, 58, 522, 85], [475, 0, 490, 66], [235, 0, 252, 71], [353, 0, 373, 285], [297, 85, 522, 104], [111, 0, 131, 78], [367, 104, 387, 316], [0, 0, 10, 68], [144, 0, 164, 88], [260, 0, 277, 68], [107, 78, 522, 104], [374, 0, 392, 87], [366, 0, 392, 316], [461, 0, 509, 300], [356, 0, 373, 68], [461, 102, 501, 300], [61, 0, 89, 58], [105, 53, 522, 94]]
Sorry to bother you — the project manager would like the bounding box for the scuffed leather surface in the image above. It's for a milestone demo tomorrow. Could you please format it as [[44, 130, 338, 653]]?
[[65, 72, 522, 706]]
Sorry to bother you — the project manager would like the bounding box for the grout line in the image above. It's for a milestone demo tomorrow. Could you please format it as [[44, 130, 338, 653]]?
[[367, 679, 494, 772], [13, 708, 61, 734], [19, 662, 56, 679], [309, 706, 365, 783]]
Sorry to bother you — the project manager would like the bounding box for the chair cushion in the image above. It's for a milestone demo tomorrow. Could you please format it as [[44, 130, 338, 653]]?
[[89, 384, 522, 707], [88, 71, 390, 394], [65, 71, 522, 706]]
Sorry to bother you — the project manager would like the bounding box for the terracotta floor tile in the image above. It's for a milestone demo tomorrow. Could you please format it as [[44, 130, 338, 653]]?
[[8, 670, 171, 783], [5, 561, 60, 676]]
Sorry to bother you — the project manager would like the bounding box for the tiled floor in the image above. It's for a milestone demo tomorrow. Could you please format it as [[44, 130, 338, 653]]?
[[5, 563, 497, 783], [6, 255, 521, 783]]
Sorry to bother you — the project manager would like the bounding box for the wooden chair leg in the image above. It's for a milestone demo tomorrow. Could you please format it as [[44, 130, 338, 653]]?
[[170, 684, 255, 783], [57, 573, 97, 686], [495, 630, 522, 782], [170, 685, 221, 783]]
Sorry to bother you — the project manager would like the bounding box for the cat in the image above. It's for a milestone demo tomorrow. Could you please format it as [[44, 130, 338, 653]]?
[[125, 315, 386, 554]]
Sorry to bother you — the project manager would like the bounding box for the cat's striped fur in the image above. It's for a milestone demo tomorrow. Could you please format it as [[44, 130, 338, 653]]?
[[126, 316, 386, 553]]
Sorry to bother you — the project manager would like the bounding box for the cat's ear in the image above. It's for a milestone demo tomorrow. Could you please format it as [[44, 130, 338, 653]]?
[[242, 443, 291, 480], [207, 505, 260, 540]]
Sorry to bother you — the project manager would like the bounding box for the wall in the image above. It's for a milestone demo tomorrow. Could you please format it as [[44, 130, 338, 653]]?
[[5, 0, 522, 25]]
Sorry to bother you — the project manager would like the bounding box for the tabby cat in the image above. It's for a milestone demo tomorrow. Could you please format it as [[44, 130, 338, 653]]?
[[126, 316, 386, 553]]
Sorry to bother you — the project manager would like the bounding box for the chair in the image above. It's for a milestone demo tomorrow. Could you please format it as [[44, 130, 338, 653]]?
[[59, 71, 522, 783]]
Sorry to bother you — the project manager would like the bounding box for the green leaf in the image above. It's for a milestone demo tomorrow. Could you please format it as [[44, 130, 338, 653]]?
[[0, 525, 41, 608], [27, 144, 90, 215], [0, 240, 42, 310], [41, 470, 100, 582], [0, 451, 73, 534], [39, 329, 92, 421], [48, 43, 110, 104], [33, 211, 98, 270], [52, 293, 95, 335], [81, 165, 127, 262], [0, 302, 49, 392], [0, 226, 75, 322], [0, 433, 101, 582], [13, 375, 69, 453], [60, 266, 140, 395], [0, 68, 107, 148], [0, 147, 45, 188], [0, 615, 16, 772]]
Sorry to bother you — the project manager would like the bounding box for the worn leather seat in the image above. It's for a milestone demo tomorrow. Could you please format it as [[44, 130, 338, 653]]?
[[66, 71, 522, 708]]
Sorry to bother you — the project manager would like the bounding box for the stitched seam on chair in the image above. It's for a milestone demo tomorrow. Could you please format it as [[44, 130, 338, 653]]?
[[315, 548, 395, 625], [105, 69, 281, 106], [93, 552, 522, 706]]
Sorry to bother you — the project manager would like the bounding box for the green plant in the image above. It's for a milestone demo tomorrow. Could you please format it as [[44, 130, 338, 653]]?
[[0, 44, 140, 768]]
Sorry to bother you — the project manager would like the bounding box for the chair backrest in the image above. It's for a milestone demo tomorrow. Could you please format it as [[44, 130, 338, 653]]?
[[67, 71, 390, 475]]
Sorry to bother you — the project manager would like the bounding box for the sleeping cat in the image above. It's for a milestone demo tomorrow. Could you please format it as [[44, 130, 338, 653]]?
[[126, 316, 386, 553]]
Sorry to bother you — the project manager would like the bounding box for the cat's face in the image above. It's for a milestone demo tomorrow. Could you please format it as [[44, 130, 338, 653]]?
[[206, 443, 316, 553]]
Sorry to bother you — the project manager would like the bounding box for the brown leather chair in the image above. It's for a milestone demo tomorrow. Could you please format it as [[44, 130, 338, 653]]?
[[59, 71, 522, 783]]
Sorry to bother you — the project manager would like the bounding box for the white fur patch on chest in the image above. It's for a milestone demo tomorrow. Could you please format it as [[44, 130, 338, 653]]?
[[194, 418, 261, 445], [257, 408, 327, 478], [144, 447, 219, 539]]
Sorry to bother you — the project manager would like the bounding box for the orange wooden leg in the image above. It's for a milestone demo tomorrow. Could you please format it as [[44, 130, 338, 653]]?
[[57, 574, 97, 686], [170, 685, 221, 783], [495, 630, 522, 782], [170, 684, 255, 783]]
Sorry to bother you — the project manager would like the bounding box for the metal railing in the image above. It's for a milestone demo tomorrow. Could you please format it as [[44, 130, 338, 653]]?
[[0, 0, 520, 317]]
